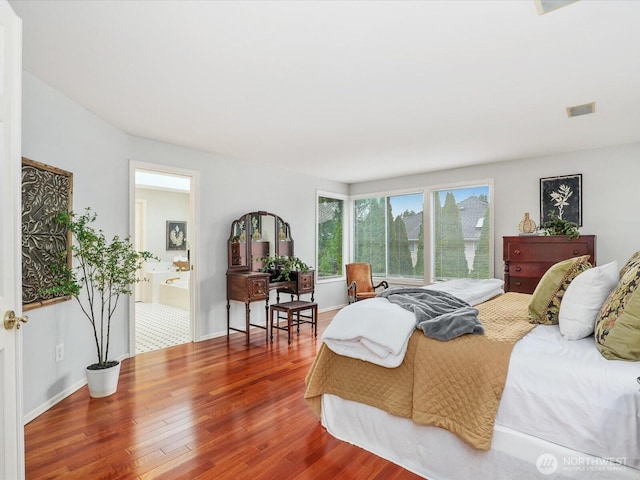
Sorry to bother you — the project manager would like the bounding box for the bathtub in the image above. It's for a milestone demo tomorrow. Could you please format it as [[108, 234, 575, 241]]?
[[158, 277, 190, 310], [141, 262, 190, 308]]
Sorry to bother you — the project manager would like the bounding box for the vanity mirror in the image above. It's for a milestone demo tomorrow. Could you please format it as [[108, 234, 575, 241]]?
[[228, 211, 292, 271]]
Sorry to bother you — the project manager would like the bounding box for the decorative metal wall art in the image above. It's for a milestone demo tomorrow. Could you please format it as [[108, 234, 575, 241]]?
[[21, 158, 73, 310]]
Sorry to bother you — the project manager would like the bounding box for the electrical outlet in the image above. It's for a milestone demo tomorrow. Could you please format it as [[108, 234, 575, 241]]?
[[55, 344, 64, 363]]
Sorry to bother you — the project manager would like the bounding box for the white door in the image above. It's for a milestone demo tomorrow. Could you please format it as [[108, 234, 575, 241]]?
[[0, 0, 25, 478]]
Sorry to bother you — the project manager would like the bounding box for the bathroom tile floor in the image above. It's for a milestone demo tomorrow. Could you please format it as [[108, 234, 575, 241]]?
[[135, 302, 190, 354]]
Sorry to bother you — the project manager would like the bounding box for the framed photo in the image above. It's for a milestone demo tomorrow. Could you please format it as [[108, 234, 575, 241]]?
[[540, 174, 582, 226], [166, 220, 187, 251]]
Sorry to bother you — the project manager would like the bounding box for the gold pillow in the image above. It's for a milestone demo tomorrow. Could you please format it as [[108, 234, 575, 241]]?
[[528, 255, 592, 325], [594, 264, 640, 361]]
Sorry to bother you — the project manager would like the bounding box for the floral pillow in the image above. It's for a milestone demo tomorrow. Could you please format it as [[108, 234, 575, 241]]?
[[528, 255, 592, 325], [619, 250, 640, 279], [594, 263, 640, 361]]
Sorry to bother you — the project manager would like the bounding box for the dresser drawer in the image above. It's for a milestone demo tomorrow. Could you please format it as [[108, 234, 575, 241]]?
[[507, 276, 541, 294], [505, 262, 554, 278], [248, 278, 268, 300], [505, 240, 592, 263], [297, 272, 314, 293], [227, 273, 270, 302]]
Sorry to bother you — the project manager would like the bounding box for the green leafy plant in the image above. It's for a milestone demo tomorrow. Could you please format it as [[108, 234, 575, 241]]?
[[258, 255, 311, 281], [539, 213, 580, 240], [44, 208, 157, 370]]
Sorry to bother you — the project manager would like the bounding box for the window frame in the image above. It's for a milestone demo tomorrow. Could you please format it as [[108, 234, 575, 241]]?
[[350, 188, 426, 285], [316, 190, 349, 284], [427, 179, 494, 283]]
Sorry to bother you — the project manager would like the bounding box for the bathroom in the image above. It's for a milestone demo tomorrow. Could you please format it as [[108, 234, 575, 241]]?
[[134, 169, 192, 354]]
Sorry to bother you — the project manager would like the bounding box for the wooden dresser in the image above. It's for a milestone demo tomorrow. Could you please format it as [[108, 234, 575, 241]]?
[[503, 235, 596, 294]]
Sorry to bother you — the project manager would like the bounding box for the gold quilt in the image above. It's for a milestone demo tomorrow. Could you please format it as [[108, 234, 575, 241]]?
[[304, 292, 535, 450]]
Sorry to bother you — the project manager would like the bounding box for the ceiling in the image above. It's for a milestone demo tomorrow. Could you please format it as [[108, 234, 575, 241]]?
[[9, 0, 640, 184]]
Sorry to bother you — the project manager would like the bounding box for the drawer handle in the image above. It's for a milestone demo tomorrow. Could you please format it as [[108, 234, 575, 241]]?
[[515, 281, 522, 286], [514, 250, 521, 255], [573, 250, 579, 255], [515, 266, 521, 272]]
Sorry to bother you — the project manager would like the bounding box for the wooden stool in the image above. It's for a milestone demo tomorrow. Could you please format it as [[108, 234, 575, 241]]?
[[270, 300, 318, 344]]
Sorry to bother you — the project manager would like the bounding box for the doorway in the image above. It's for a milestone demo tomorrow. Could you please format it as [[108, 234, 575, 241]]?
[[131, 164, 198, 355]]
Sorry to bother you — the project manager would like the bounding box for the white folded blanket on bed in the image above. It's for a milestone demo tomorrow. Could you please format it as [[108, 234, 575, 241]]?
[[322, 297, 416, 368], [322, 278, 505, 368], [423, 277, 504, 306]]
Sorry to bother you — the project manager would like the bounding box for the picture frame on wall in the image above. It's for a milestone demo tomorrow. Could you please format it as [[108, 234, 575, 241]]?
[[540, 174, 582, 226], [166, 220, 187, 251]]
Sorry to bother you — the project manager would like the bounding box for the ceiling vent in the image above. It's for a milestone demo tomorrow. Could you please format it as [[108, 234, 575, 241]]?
[[534, 0, 580, 15], [566, 102, 596, 118]]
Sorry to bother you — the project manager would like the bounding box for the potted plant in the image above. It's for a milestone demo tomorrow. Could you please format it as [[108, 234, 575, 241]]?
[[539, 213, 580, 240], [45, 208, 156, 398], [258, 255, 311, 282]]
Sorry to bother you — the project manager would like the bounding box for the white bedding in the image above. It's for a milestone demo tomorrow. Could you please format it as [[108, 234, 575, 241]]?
[[322, 297, 415, 367], [322, 394, 640, 480], [497, 324, 640, 468], [322, 278, 505, 367], [320, 323, 640, 476], [423, 277, 504, 306]]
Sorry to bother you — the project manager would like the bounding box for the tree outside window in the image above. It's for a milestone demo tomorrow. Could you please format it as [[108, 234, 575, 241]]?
[[354, 193, 423, 280], [432, 185, 491, 282], [317, 195, 344, 279]]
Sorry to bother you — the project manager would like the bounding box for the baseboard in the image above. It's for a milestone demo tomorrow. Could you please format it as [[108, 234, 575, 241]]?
[[320, 304, 345, 313], [198, 329, 230, 342], [23, 354, 127, 425], [23, 377, 87, 425]]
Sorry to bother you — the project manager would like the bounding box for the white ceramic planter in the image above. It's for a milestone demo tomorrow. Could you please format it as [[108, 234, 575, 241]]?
[[86, 362, 121, 398]]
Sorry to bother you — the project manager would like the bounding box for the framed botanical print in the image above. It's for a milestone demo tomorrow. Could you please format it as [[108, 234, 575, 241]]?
[[540, 174, 582, 226]]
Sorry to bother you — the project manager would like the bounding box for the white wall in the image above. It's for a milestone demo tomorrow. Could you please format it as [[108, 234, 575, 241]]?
[[21, 72, 130, 419], [350, 143, 640, 275]]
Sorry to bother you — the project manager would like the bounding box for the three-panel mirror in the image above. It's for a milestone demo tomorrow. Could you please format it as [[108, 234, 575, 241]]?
[[228, 211, 293, 271]]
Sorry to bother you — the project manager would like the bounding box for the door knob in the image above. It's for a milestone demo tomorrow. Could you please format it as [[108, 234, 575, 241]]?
[[4, 310, 28, 330]]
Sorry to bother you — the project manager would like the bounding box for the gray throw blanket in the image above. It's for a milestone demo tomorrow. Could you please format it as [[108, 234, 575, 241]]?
[[378, 287, 483, 341]]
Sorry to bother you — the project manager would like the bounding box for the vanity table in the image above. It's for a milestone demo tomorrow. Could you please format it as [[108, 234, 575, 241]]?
[[226, 211, 314, 344]]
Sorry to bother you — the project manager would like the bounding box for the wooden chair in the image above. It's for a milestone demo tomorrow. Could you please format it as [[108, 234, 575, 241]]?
[[345, 263, 389, 304], [270, 300, 318, 344]]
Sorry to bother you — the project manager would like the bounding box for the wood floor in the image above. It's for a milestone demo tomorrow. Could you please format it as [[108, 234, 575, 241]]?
[[25, 309, 423, 479]]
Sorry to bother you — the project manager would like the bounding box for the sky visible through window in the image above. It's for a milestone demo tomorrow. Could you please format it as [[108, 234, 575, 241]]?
[[389, 193, 423, 216], [436, 186, 489, 204], [388, 186, 489, 217]]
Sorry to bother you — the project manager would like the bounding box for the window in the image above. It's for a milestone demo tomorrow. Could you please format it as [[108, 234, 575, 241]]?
[[317, 194, 345, 279], [431, 184, 492, 282], [353, 192, 424, 281]]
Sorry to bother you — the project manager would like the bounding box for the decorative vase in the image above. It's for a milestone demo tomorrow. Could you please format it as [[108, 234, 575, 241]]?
[[518, 212, 537, 234], [86, 361, 121, 398]]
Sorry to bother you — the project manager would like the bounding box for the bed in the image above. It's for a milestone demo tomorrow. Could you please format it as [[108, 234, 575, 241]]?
[[304, 263, 640, 479]]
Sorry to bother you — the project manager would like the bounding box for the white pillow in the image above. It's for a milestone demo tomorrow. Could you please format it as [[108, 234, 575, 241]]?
[[559, 261, 619, 340]]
